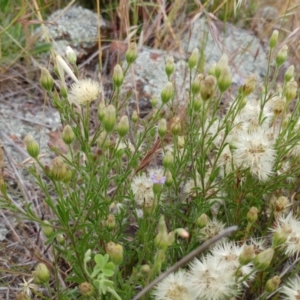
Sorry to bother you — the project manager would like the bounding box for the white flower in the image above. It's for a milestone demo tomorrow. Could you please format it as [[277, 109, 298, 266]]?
[[232, 128, 276, 181], [199, 217, 226, 243], [152, 270, 189, 300], [209, 241, 254, 282], [68, 78, 101, 105], [280, 275, 300, 300], [187, 257, 239, 300], [131, 173, 154, 209], [19, 277, 39, 297], [271, 213, 300, 256]]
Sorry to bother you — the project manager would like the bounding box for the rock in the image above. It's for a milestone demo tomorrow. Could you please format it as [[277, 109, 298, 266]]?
[[36, 6, 112, 59]]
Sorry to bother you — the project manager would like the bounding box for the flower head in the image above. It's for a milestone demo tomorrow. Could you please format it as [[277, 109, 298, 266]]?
[[152, 270, 189, 300], [186, 257, 239, 300], [281, 275, 300, 300], [68, 78, 101, 106], [131, 173, 154, 209]]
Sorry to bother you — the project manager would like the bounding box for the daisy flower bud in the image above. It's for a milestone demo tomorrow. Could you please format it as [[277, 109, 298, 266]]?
[[117, 115, 129, 137], [150, 96, 158, 108], [269, 30, 278, 49], [217, 65, 232, 92], [32, 263, 50, 284], [273, 196, 289, 214], [131, 110, 138, 123], [170, 116, 181, 136], [97, 131, 110, 150], [196, 213, 208, 228], [193, 96, 202, 111], [165, 170, 174, 187], [105, 214, 116, 230], [42, 220, 53, 238], [253, 248, 274, 271], [40, 67, 54, 91], [79, 282, 94, 297], [151, 173, 166, 194], [271, 96, 286, 116], [247, 207, 259, 224], [285, 80, 298, 102], [239, 245, 255, 266], [215, 54, 229, 79], [276, 45, 288, 68], [191, 74, 204, 95], [125, 42, 137, 65], [265, 275, 281, 293], [155, 216, 170, 250], [158, 118, 167, 138], [62, 125, 75, 145], [98, 101, 106, 121], [163, 151, 173, 169], [188, 48, 199, 70], [106, 242, 123, 265], [165, 56, 175, 78], [284, 65, 294, 82], [200, 75, 217, 100], [161, 82, 174, 104], [56, 234, 65, 245], [84, 249, 92, 263], [208, 62, 216, 76], [24, 134, 39, 159], [51, 157, 67, 181], [102, 105, 116, 133], [174, 228, 189, 239], [66, 46, 77, 65], [240, 74, 257, 96], [140, 264, 151, 275], [113, 64, 124, 88]]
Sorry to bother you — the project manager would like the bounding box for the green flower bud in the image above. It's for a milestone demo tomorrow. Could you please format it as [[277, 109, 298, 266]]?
[[170, 116, 181, 136], [215, 54, 229, 79], [66, 46, 77, 65], [117, 115, 129, 137], [265, 276, 281, 293], [158, 118, 167, 138], [32, 263, 50, 284], [276, 45, 288, 68], [62, 125, 75, 145], [97, 131, 110, 150], [60, 86, 68, 98], [188, 48, 199, 70], [113, 64, 124, 88], [163, 151, 173, 169], [155, 216, 170, 250], [200, 75, 217, 100], [285, 80, 298, 102], [284, 65, 294, 82], [269, 30, 279, 49], [98, 101, 106, 121], [208, 62, 216, 76], [165, 170, 173, 187], [247, 206, 259, 224], [56, 234, 65, 245], [102, 104, 116, 132], [79, 282, 94, 297], [253, 248, 274, 271], [240, 74, 257, 96], [150, 97, 158, 108], [42, 220, 53, 238], [126, 42, 137, 65], [193, 96, 202, 111], [24, 134, 39, 159], [239, 245, 255, 266], [161, 82, 174, 104], [105, 214, 116, 230], [131, 110, 138, 123], [217, 65, 232, 92], [191, 74, 203, 95], [197, 213, 208, 228], [40, 67, 54, 91], [140, 264, 151, 275], [165, 56, 175, 78], [106, 242, 123, 265], [51, 157, 67, 181], [272, 224, 292, 248]]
